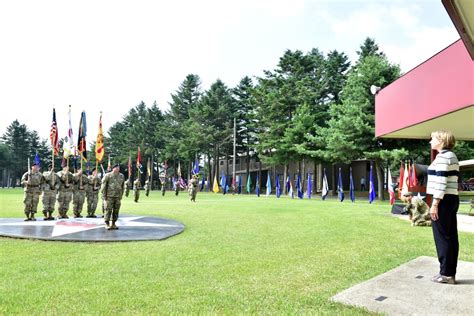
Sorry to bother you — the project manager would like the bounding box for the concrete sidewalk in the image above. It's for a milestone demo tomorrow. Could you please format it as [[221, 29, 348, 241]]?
[[332, 256, 474, 315], [394, 213, 474, 234]]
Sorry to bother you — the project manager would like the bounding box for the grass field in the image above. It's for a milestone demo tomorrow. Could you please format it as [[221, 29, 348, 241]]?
[[0, 188, 473, 314]]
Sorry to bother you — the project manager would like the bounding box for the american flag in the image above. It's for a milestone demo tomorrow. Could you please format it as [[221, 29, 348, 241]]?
[[50, 108, 59, 155]]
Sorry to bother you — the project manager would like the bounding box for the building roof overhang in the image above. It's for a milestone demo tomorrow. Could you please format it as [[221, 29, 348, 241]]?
[[442, 0, 474, 59]]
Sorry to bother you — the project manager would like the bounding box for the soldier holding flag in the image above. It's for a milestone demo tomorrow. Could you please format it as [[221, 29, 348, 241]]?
[[86, 112, 104, 217]]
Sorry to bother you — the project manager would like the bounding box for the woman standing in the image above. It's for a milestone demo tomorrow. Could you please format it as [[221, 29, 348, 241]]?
[[427, 130, 459, 284]]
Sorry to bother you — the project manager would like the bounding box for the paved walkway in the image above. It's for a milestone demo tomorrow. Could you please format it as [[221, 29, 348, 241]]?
[[394, 213, 474, 234], [332, 256, 474, 315]]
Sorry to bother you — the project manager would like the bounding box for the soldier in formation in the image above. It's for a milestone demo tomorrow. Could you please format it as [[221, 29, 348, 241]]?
[[72, 169, 88, 218], [174, 178, 180, 196], [57, 164, 74, 219], [402, 192, 431, 227], [188, 174, 199, 202], [41, 163, 59, 220], [145, 179, 151, 197], [101, 163, 125, 230], [133, 178, 141, 202], [21, 162, 43, 221], [124, 178, 132, 197], [160, 176, 166, 196], [86, 168, 101, 218]]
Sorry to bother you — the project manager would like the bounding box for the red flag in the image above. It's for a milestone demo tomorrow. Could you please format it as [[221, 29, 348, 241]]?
[[407, 163, 413, 189], [50, 108, 59, 156], [136, 147, 143, 173], [412, 163, 418, 187], [398, 162, 404, 199]]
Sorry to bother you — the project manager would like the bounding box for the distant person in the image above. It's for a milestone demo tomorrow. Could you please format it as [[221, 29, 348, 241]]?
[[188, 175, 198, 202], [72, 169, 88, 218], [402, 192, 431, 226], [160, 177, 166, 196], [101, 163, 125, 230], [145, 179, 151, 197], [124, 178, 132, 198], [133, 178, 141, 202], [427, 130, 459, 285], [57, 164, 74, 219], [360, 176, 366, 191], [86, 168, 101, 218], [21, 162, 43, 221]]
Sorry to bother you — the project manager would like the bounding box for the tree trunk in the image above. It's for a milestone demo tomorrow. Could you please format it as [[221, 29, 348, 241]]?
[[331, 164, 337, 196], [375, 159, 385, 201]]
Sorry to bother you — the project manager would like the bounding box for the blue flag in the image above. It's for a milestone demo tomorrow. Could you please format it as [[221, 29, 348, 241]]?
[[275, 175, 281, 198], [237, 175, 242, 194], [349, 167, 355, 202], [286, 173, 291, 193], [220, 171, 227, 195], [256, 175, 260, 197], [338, 168, 344, 202], [322, 168, 329, 200], [369, 164, 376, 203], [266, 173, 271, 197], [296, 173, 303, 199], [307, 174, 312, 199], [193, 158, 199, 175], [34, 151, 41, 167]]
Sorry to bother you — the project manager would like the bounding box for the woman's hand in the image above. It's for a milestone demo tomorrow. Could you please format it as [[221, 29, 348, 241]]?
[[430, 205, 439, 221]]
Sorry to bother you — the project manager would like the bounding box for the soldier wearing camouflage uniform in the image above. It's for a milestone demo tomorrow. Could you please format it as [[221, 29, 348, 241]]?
[[56, 165, 74, 219], [133, 178, 141, 202], [21, 162, 43, 221], [41, 163, 59, 220], [160, 176, 166, 196], [145, 179, 151, 197], [124, 178, 132, 197], [86, 168, 101, 218], [72, 169, 89, 218], [188, 175, 198, 202], [403, 192, 431, 227], [101, 163, 125, 230]]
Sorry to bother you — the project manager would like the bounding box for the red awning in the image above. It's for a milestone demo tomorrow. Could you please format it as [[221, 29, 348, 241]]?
[[375, 39, 474, 141]]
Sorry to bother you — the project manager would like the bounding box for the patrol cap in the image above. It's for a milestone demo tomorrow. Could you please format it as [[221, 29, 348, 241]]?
[[32, 162, 39, 167], [403, 191, 413, 197], [112, 163, 120, 169]]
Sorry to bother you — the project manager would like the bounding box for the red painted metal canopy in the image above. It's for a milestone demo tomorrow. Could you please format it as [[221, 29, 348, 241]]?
[[375, 39, 474, 140]]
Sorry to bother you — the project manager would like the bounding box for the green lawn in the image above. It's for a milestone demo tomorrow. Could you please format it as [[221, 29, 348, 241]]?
[[0, 189, 473, 314]]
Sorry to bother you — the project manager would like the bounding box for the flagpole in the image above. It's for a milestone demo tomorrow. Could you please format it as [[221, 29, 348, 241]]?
[[232, 117, 236, 192], [51, 148, 55, 187]]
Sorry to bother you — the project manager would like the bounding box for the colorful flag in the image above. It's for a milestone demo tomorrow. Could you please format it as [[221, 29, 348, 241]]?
[[77, 111, 87, 161], [387, 168, 395, 205], [296, 173, 303, 199], [246, 174, 252, 193], [369, 164, 376, 204], [276, 175, 281, 198], [255, 175, 260, 197], [213, 174, 219, 193], [337, 168, 344, 202], [398, 162, 404, 199], [50, 108, 59, 156], [34, 151, 41, 167], [322, 168, 329, 200], [266, 173, 271, 197], [407, 163, 413, 189], [127, 156, 132, 178], [63, 105, 74, 159], [137, 147, 143, 174], [95, 112, 104, 162], [401, 162, 409, 197], [307, 174, 312, 199], [287, 176, 294, 199], [349, 167, 355, 202], [411, 162, 418, 187], [220, 171, 227, 195]]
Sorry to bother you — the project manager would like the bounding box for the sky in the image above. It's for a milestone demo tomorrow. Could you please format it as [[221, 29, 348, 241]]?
[[0, 0, 460, 142]]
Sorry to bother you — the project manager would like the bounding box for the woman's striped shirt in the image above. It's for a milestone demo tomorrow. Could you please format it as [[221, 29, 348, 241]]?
[[426, 149, 459, 199]]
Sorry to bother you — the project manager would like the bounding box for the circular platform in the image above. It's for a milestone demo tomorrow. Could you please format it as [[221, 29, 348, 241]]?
[[0, 215, 185, 242]]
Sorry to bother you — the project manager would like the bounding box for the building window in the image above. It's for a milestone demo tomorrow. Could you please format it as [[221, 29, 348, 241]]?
[[220, 161, 224, 166]]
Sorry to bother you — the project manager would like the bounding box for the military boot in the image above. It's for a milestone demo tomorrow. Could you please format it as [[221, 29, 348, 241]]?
[[30, 213, 36, 221], [48, 212, 55, 220], [24, 214, 30, 221], [105, 221, 111, 230], [43, 212, 49, 220], [111, 221, 118, 230]]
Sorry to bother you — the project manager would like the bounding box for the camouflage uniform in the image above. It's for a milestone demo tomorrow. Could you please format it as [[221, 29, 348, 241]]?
[[145, 180, 151, 197], [133, 179, 141, 202], [405, 196, 431, 226], [101, 169, 125, 229], [86, 173, 101, 217], [188, 176, 198, 202], [41, 170, 60, 220], [160, 177, 166, 196], [56, 169, 74, 218], [175, 178, 180, 196], [72, 172, 89, 217], [21, 168, 43, 220], [124, 178, 132, 197]]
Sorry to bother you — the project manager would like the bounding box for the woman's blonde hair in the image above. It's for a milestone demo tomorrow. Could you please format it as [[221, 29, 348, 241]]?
[[431, 130, 456, 150]]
